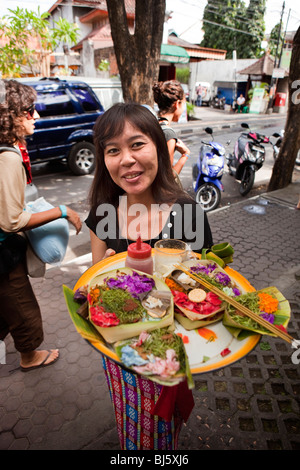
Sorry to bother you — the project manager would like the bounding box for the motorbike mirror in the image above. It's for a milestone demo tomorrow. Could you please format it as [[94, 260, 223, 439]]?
[[272, 132, 280, 137], [204, 127, 213, 135], [241, 123, 249, 129]]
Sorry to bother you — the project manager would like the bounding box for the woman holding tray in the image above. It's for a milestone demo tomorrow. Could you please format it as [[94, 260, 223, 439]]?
[[85, 102, 213, 450]]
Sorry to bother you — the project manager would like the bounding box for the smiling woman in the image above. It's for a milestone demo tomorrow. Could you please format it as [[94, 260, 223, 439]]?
[[84, 102, 213, 450], [103, 122, 159, 199], [86, 102, 213, 263]]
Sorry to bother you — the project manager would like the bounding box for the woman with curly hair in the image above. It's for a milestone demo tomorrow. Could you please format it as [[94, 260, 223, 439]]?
[[0, 80, 82, 372], [152, 80, 190, 177]]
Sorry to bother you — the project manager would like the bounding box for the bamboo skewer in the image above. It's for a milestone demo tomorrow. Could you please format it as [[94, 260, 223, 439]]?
[[175, 264, 294, 344]]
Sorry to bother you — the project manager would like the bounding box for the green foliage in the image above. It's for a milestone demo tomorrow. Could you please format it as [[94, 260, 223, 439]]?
[[201, 0, 266, 59], [0, 7, 79, 77], [186, 101, 195, 119], [247, 82, 269, 100], [52, 17, 79, 49], [97, 59, 110, 72], [268, 23, 284, 59], [176, 67, 190, 84]]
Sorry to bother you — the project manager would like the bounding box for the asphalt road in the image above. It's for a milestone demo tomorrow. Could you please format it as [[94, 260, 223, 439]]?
[[177, 122, 286, 207], [31, 121, 287, 207], [31, 117, 299, 262]]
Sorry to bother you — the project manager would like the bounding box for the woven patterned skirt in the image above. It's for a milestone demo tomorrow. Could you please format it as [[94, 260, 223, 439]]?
[[102, 355, 184, 450]]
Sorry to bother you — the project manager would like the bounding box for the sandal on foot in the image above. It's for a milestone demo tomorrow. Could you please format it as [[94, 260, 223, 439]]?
[[20, 350, 60, 372]]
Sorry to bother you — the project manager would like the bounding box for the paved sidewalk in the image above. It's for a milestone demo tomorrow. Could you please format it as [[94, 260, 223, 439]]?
[[0, 182, 299, 450], [175, 105, 287, 137]]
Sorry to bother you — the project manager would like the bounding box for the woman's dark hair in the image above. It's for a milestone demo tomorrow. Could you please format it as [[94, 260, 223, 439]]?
[[0, 79, 37, 145], [152, 80, 184, 114], [90, 102, 191, 208]]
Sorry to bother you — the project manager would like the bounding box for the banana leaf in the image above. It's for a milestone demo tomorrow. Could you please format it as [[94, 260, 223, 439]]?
[[114, 329, 194, 389], [63, 285, 104, 344], [174, 310, 224, 330], [222, 286, 290, 339]]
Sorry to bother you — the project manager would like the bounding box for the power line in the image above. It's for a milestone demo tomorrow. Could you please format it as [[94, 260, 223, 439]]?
[[202, 18, 258, 36]]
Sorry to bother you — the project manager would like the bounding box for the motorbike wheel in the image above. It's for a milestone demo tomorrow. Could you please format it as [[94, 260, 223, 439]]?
[[195, 183, 221, 212], [240, 166, 255, 196]]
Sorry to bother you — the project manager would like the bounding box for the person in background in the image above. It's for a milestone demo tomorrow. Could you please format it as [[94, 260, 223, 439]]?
[[237, 93, 246, 113], [85, 102, 213, 450], [0, 80, 82, 372], [196, 84, 203, 107], [152, 80, 190, 178]]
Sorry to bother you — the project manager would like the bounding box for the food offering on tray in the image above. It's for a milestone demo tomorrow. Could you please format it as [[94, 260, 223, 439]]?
[[164, 259, 245, 330], [222, 286, 291, 340], [169, 259, 291, 341], [115, 328, 194, 388], [86, 268, 174, 343]]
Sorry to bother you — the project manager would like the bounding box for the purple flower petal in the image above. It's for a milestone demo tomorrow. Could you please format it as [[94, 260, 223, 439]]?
[[214, 272, 231, 286], [259, 312, 275, 324], [233, 287, 241, 296], [106, 271, 155, 297]]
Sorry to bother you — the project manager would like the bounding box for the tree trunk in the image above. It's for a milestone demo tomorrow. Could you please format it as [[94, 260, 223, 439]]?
[[106, 0, 166, 104], [268, 26, 300, 191]]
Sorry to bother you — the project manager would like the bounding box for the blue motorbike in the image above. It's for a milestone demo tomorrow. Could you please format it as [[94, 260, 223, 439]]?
[[192, 127, 226, 212]]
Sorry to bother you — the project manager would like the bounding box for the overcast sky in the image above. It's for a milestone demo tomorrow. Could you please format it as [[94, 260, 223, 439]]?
[[0, 0, 299, 43]]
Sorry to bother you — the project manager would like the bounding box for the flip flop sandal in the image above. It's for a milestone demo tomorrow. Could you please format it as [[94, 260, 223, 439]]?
[[20, 350, 60, 372]]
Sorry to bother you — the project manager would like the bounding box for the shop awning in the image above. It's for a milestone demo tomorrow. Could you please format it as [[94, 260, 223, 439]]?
[[160, 44, 190, 64]]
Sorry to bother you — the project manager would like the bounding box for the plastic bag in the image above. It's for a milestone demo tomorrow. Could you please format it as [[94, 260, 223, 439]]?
[[26, 197, 69, 265]]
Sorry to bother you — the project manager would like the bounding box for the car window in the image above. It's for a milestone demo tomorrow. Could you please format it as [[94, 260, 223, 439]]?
[[72, 87, 100, 112], [35, 90, 75, 117]]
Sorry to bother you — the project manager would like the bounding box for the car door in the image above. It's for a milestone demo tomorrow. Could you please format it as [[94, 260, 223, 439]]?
[[27, 86, 78, 163]]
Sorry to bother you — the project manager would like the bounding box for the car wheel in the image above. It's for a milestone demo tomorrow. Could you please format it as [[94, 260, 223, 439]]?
[[68, 142, 96, 175]]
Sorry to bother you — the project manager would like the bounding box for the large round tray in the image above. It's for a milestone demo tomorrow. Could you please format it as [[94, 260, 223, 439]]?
[[73, 252, 260, 375]]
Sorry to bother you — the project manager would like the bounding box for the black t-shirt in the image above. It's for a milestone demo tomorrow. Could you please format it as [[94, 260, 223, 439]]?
[[85, 199, 213, 254]]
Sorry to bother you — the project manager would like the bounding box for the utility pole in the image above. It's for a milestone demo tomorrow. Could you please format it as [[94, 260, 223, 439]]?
[[268, 1, 285, 111], [233, 36, 237, 107], [274, 1, 285, 69], [278, 8, 291, 68]]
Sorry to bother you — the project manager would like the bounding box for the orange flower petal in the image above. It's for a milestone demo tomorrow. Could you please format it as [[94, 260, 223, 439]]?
[[197, 327, 217, 342]]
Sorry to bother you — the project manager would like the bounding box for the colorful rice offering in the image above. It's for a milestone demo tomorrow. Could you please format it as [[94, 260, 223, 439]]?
[[86, 268, 174, 343], [115, 328, 193, 387]]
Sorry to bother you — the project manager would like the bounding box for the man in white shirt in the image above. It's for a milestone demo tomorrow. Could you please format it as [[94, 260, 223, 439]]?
[[237, 94, 246, 113]]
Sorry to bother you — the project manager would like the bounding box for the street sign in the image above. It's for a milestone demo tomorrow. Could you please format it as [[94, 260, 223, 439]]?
[[272, 68, 286, 79], [249, 88, 265, 114]]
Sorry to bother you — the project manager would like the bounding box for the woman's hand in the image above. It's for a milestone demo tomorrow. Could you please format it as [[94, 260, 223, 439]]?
[[66, 207, 82, 234], [175, 138, 190, 156], [102, 248, 116, 260]]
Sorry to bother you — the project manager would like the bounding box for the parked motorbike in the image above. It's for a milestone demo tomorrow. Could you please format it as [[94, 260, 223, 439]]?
[[226, 122, 270, 196], [269, 129, 300, 167], [192, 127, 227, 212], [210, 95, 226, 110], [269, 130, 284, 159]]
